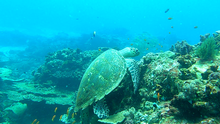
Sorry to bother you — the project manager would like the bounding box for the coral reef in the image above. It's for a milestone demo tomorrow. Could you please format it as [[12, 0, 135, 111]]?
[[170, 40, 193, 55], [200, 33, 210, 42], [196, 37, 218, 61], [1, 31, 220, 124], [139, 51, 179, 102], [33, 48, 102, 91]]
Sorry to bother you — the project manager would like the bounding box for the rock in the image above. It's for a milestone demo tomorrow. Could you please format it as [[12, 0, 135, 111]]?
[[169, 40, 193, 55], [4, 102, 27, 116]]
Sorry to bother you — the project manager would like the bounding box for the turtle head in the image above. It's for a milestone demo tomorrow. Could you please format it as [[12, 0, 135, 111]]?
[[119, 47, 140, 58]]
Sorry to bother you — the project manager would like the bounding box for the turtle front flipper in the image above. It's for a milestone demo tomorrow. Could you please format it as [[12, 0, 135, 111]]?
[[126, 59, 140, 93]]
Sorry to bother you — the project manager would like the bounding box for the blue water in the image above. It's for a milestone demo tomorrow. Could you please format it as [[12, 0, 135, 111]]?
[[0, 0, 220, 50], [0, 1, 220, 123]]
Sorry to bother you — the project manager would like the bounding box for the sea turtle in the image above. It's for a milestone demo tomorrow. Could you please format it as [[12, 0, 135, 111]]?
[[74, 47, 140, 112]]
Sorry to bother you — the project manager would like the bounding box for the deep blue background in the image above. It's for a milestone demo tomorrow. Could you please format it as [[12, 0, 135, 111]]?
[[0, 0, 219, 47]]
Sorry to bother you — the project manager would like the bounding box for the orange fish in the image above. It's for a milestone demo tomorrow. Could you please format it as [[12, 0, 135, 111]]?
[[130, 44, 133, 46], [144, 39, 146, 41], [98, 48, 101, 51], [36, 121, 39, 124], [146, 48, 148, 50], [59, 115, 63, 120], [169, 32, 171, 34], [194, 26, 198, 29], [54, 107, 57, 113], [67, 108, 69, 115], [127, 38, 129, 40], [32, 119, 37, 124], [168, 17, 172, 20], [72, 120, 76, 124], [75, 112, 77, 115], [157, 93, 160, 102], [72, 113, 74, 118], [171, 26, 173, 28], [52, 115, 56, 121]]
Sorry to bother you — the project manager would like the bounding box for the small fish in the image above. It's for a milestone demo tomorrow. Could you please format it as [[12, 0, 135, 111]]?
[[32, 119, 37, 124], [159, 43, 160, 45], [194, 26, 198, 29], [144, 39, 147, 41], [157, 93, 160, 102], [169, 32, 171, 34], [165, 9, 169, 13], [75, 113, 77, 115], [72, 113, 75, 118], [52, 115, 56, 121], [146, 48, 149, 50], [54, 107, 57, 113], [168, 17, 172, 20], [161, 45, 163, 48], [127, 38, 129, 40], [98, 48, 101, 51], [59, 115, 63, 120], [130, 44, 133, 46], [156, 48, 158, 50], [72, 121, 76, 124], [36, 121, 39, 124], [93, 31, 96, 37], [171, 26, 173, 28]]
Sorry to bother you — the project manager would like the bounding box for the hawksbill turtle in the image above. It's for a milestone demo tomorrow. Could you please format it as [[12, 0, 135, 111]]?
[[74, 47, 140, 112]]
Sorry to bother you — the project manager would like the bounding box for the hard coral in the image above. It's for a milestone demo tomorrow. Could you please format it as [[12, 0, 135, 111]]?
[[177, 54, 196, 68], [34, 48, 102, 91], [170, 40, 193, 55]]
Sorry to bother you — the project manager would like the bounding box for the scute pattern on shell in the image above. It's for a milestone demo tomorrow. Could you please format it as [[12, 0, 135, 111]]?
[[75, 49, 127, 112]]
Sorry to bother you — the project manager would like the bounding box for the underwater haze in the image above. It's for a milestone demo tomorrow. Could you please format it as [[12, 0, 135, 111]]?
[[1, 0, 220, 124], [0, 0, 220, 45]]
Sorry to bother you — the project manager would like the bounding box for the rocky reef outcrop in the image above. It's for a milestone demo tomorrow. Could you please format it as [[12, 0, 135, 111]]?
[[170, 40, 193, 55], [33, 48, 103, 91], [1, 31, 220, 124]]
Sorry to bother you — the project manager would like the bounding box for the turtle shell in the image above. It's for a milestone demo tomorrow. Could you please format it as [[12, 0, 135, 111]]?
[[74, 49, 127, 112]]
